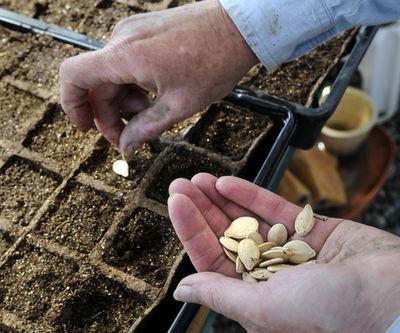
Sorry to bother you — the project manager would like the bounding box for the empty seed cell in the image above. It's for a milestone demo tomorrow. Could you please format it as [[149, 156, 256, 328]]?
[[36, 0, 95, 32], [23, 105, 97, 171], [103, 207, 182, 287], [0, 156, 61, 226], [145, 145, 232, 204], [35, 181, 123, 254], [0, 231, 14, 257], [54, 274, 150, 333], [186, 101, 272, 161], [0, 26, 31, 77], [240, 30, 355, 106], [0, 82, 44, 142], [11, 35, 82, 92], [81, 1, 146, 40], [0, 243, 79, 324]]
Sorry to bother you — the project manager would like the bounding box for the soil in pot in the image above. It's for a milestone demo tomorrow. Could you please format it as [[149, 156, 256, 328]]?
[[0, 27, 30, 77], [0, 242, 79, 323], [103, 207, 182, 287], [0, 231, 14, 257], [145, 145, 232, 204], [0, 156, 61, 226], [240, 31, 354, 105], [23, 104, 98, 172], [82, 0, 146, 40], [0, 82, 44, 142], [186, 101, 272, 161], [55, 274, 150, 333], [36, 0, 97, 32], [35, 181, 123, 254], [11, 35, 81, 93]]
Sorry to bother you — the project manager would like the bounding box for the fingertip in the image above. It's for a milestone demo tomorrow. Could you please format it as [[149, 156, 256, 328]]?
[[168, 178, 192, 196], [215, 175, 236, 191], [191, 172, 217, 185]]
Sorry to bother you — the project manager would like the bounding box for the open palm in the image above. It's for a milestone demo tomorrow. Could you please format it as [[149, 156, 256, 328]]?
[[168, 173, 400, 333]]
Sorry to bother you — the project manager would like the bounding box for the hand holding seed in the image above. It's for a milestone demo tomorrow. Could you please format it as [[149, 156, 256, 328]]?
[[168, 173, 400, 333]]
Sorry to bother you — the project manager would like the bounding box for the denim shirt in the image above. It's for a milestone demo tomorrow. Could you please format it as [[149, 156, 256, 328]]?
[[218, 0, 400, 70]]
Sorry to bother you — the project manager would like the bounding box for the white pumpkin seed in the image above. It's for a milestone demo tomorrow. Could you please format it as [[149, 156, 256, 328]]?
[[258, 242, 277, 253], [224, 217, 259, 239], [223, 247, 237, 263], [246, 231, 264, 245], [238, 238, 260, 271], [242, 272, 258, 284], [112, 159, 129, 178], [295, 204, 315, 236], [267, 264, 294, 272], [267, 224, 288, 246], [259, 257, 285, 268], [219, 237, 239, 253], [261, 248, 293, 260], [249, 268, 273, 280], [300, 259, 317, 265], [235, 256, 246, 273], [284, 240, 316, 264]]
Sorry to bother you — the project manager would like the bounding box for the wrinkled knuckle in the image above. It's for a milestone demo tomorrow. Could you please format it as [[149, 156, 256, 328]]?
[[205, 287, 223, 314], [112, 18, 128, 37]]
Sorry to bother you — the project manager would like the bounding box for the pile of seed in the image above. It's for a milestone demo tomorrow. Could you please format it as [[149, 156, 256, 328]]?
[[220, 205, 317, 283]]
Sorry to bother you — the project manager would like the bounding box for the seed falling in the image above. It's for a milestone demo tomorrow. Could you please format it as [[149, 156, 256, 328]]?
[[112, 159, 129, 178]]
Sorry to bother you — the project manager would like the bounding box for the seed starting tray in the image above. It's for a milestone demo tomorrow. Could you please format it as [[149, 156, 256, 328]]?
[[0, 2, 376, 332], [236, 26, 378, 149]]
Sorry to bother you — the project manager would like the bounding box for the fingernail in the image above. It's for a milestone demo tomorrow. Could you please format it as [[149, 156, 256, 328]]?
[[124, 142, 138, 159], [173, 286, 195, 302]]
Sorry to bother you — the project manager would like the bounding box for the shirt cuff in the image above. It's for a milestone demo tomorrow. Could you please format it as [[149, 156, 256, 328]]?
[[218, 0, 339, 70]]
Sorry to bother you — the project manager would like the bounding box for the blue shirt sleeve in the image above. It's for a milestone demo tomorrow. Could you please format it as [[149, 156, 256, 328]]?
[[386, 315, 400, 333], [218, 0, 400, 70]]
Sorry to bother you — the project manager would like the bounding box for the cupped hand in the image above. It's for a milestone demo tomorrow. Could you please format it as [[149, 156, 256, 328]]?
[[59, 0, 257, 157], [168, 173, 400, 333]]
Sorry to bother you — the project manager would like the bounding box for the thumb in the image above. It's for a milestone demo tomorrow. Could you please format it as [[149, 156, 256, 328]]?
[[173, 272, 261, 325], [119, 91, 195, 156]]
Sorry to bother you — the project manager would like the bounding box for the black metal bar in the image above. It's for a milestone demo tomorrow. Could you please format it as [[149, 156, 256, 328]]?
[[0, 8, 106, 50]]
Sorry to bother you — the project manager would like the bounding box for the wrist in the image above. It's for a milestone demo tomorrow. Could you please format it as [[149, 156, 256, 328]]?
[[362, 253, 400, 333], [210, 0, 258, 72]]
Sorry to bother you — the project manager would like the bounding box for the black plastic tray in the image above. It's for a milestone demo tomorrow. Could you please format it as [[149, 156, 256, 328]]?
[[166, 92, 297, 333], [234, 26, 378, 149]]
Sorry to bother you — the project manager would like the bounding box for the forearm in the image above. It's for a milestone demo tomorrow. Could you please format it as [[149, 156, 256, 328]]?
[[219, 0, 400, 70]]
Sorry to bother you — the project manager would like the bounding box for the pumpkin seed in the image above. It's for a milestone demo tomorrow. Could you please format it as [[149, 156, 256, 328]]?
[[249, 268, 273, 280], [224, 217, 259, 239], [242, 272, 258, 284], [246, 231, 264, 245], [261, 248, 293, 260], [284, 240, 316, 264], [267, 264, 294, 272], [112, 159, 129, 178], [223, 247, 237, 263], [259, 257, 285, 268], [238, 238, 260, 270], [219, 237, 239, 253], [258, 242, 277, 253], [235, 256, 246, 273], [295, 204, 315, 236], [267, 224, 288, 246]]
